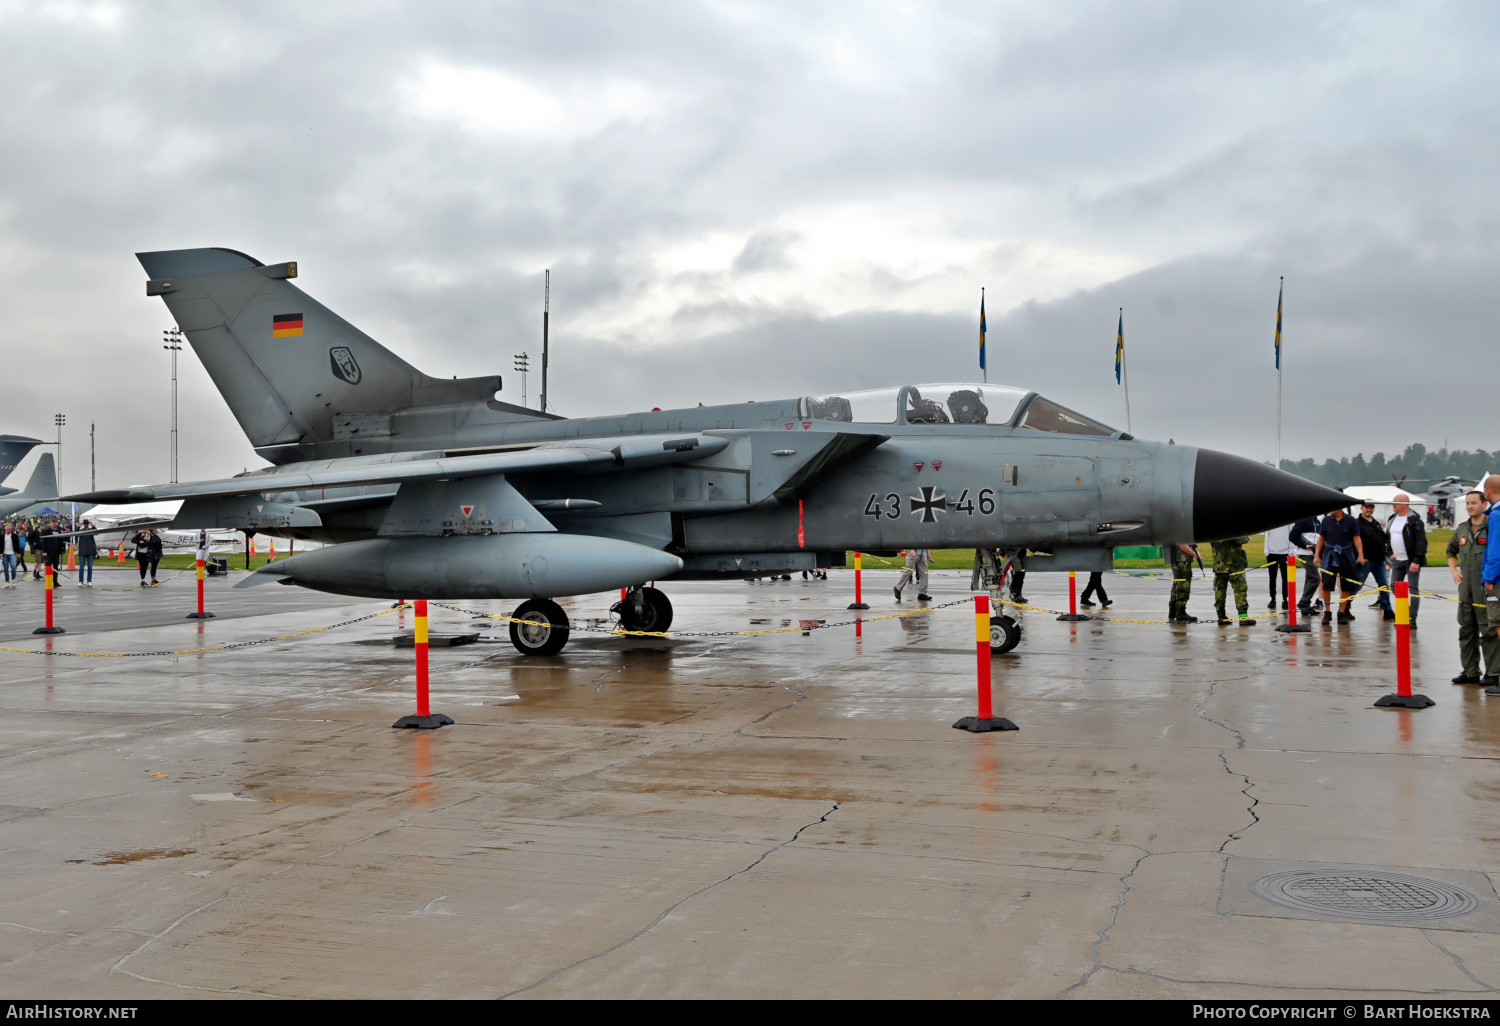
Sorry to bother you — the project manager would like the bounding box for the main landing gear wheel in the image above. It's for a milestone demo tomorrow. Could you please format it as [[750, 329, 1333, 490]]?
[[990, 615, 1021, 655], [509, 598, 570, 657], [614, 587, 674, 633]]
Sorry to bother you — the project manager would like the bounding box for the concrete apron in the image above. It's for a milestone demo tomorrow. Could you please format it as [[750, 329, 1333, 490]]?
[[0, 567, 1496, 999]]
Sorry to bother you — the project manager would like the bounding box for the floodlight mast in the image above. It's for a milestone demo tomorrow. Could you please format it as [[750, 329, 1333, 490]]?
[[164, 327, 183, 483], [513, 351, 529, 409], [54, 412, 65, 492]]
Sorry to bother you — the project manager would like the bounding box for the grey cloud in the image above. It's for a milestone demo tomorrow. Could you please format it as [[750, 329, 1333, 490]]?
[[0, 2, 1497, 491]]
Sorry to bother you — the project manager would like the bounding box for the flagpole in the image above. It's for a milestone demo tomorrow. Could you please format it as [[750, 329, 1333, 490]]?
[[980, 287, 987, 384], [1275, 276, 1283, 472], [1120, 307, 1132, 434]]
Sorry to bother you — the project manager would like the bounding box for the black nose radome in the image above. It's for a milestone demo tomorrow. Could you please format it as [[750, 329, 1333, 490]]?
[[1193, 448, 1349, 542]]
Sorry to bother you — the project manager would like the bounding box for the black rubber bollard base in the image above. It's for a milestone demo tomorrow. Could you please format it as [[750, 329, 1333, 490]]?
[[1275, 623, 1312, 633], [394, 633, 480, 648], [1374, 693, 1435, 708], [1057, 613, 1091, 622], [392, 714, 455, 729], [952, 716, 1019, 732], [186, 611, 216, 619], [33, 626, 64, 635], [847, 602, 870, 610]]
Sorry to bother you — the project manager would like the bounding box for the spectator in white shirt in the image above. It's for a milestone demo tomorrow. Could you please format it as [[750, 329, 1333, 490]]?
[[1264, 524, 1292, 610]]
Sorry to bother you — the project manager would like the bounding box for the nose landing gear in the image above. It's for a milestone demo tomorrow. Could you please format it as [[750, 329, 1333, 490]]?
[[972, 548, 1023, 654], [612, 586, 674, 633]]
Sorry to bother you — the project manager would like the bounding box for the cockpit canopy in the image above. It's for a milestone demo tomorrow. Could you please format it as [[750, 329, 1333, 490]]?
[[798, 383, 1119, 436]]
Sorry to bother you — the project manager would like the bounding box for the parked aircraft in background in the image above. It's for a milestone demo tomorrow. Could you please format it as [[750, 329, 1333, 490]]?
[[81, 501, 243, 552], [0, 453, 60, 518], [68, 248, 1349, 656], [0, 435, 43, 496]]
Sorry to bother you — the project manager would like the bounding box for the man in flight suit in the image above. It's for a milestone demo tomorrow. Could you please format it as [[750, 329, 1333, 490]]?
[[1212, 536, 1256, 626], [1447, 490, 1497, 685], [1168, 543, 1200, 624], [894, 548, 931, 602]]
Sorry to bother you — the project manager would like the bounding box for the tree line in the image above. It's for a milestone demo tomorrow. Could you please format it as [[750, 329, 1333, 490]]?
[[1279, 444, 1496, 489]]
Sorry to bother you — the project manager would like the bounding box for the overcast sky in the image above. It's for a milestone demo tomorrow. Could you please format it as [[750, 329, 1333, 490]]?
[[2, 0, 1497, 491]]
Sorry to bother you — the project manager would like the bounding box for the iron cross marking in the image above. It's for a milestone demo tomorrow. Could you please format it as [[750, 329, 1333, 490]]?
[[909, 486, 948, 524]]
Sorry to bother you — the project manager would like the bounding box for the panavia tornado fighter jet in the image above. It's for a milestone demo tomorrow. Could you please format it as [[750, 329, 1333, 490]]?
[[66, 248, 1348, 656]]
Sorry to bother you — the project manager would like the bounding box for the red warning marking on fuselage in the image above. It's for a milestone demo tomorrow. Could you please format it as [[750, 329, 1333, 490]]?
[[914, 462, 925, 472]]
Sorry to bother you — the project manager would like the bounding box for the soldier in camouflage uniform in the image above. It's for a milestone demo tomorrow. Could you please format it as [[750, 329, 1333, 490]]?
[[1212, 536, 1256, 625], [1168, 543, 1199, 623]]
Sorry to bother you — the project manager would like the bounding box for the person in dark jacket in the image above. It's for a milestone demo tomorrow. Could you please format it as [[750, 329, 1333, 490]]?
[[1354, 501, 1393, 618], [131, 529, 164, 585], [1386, 493, 1428, 628], [1315, 508, 1366, 625], [77, 521, 97, 584], [39, 525, 64, 584], [26, 522, 41, 579], [1289, 516, 1322, 612]]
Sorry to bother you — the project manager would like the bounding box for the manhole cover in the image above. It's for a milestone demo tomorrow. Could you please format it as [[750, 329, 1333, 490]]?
[[1249, 870, 1480, 922]]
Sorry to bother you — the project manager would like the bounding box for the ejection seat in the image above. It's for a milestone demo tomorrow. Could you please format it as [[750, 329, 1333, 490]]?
[[946, 389, 988, 424], [904, 388, 950, 424]]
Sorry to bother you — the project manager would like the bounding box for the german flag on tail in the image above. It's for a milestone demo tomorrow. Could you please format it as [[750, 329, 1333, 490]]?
[[272, 313, 304, 338]]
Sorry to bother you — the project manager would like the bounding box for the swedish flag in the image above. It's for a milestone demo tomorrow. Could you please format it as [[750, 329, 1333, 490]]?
[[1274, 278, 1283, 370], [1115, 311, 1124, 384], [979, 290, 987, 371]]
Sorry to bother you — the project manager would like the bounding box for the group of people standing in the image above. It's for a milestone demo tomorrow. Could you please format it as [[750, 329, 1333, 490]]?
[[1, 518, 98, 584], [0, 518, 165, 587], [1262, 493, 1430, 627]]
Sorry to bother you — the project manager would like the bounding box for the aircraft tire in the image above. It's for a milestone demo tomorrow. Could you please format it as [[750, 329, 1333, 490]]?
[[989, 615, 1021, 655], [509, 598, 570, 657], [619, 587, 673, 633]]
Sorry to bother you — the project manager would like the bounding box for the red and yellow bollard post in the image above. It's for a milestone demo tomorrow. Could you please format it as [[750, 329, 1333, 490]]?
[[952, 595, 1018, 732], [1057, 570, 1090, 621], [34, 564, 65, 635], [186, 555, 215, 620], [847, 550, 869, 610], [1276, 559, 1310, 633], [1376, 581, 1434, 708], [393, 599, 454, 728]]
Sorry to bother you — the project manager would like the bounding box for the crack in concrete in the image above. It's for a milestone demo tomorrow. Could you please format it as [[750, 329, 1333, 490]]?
[[1422, 929, 1497, 992], [1215, 751, 1261, 854], [1056, 848, 1151, 999], [1061, 671, 1271, 998], [734, 681, 808, 736], [499, 800, 841, 999], [1191, 678, 1262, 854], [109, 891, 289, 997]]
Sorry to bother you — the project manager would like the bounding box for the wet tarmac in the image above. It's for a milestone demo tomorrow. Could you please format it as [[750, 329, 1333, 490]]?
[[1, 564, 1498, 999]]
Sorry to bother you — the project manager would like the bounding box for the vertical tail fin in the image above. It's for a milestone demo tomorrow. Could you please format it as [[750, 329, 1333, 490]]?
[[137, 248, 523, 457], [21, 452, 56, 498], [0, 435, 42, 486]]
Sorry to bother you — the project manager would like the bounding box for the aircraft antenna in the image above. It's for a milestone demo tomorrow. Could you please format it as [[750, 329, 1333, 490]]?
[[1119, 308, 1132, 435], [541, 269, 550, 414]]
